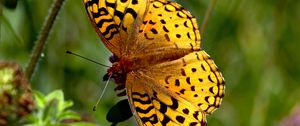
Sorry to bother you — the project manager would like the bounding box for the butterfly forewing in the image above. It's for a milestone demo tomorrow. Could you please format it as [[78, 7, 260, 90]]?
[[137, 0, 201, 52], [84, 0, 148, 56]]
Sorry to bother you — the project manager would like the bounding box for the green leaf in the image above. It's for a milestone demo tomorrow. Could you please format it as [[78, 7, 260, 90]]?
[[45, 90, 64, 103], [61, 100, 74, 111], [25, 90, 98, 126], [58, 110, 81, 121], [33, 90, 46, 109], [45, 90, 65, 112]]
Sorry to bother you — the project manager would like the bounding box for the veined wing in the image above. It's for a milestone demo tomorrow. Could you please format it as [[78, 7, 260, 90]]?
[[126, 51, 224, 126], [83, 0, 149, 56]]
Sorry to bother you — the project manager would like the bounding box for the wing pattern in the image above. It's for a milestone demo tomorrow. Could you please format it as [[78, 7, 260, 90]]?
[[83, 0, 225, 126], [126, 51, 225, 126], [84, 0, 148, 56]]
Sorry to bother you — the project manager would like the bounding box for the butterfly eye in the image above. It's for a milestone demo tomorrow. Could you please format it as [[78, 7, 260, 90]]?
[[109, 55, 119, 63], [103, 73, 110, 81]]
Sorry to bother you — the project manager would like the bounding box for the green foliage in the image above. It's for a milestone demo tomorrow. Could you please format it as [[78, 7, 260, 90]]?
[[25, 90, 97, 126]]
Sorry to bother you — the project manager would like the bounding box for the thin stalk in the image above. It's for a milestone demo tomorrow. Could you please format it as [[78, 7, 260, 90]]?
[[201, 0, 217, 34], [25, 0, 66, 80], [1, 3, 2, 41]]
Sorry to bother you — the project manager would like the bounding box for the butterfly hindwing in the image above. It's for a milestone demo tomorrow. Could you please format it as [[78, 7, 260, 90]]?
[[151, 51, 225, 113], [126, 51, 224, 126], [126, 72, 207, 126]]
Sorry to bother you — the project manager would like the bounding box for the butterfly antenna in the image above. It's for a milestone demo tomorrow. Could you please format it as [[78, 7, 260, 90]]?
[[93, 73, 113, 111], [66, 51, 110, 67]]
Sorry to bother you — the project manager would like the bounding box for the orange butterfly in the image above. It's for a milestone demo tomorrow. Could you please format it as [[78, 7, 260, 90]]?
[[84, 0, 225, 125]]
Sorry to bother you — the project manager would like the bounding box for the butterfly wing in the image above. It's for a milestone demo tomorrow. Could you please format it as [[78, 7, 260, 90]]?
[[127, 0, 202, 60], [83, 0, 149, 56], [84, 0, 225, 125], [126, 51, 225, 126], [84, 0, 201, 58]]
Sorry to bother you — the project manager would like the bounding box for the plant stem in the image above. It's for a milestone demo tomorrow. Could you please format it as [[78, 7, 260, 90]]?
[[25, 0, 65, 80], [201, 0, 216, 34]]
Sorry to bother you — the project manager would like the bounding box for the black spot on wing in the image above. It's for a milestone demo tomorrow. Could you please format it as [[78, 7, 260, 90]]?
[[208, 75, 214, 83], [170, 97, 179, 109], [121, 25, 127, 32], [195, 53, 200, 60], [157, 100, 167, 113], [175, 79, 180, 86], [190, 122, 199, 126], [184, 21, 189, 27], [164, 34, 170, 41], [182, 108, 189, 114], [193, 111, 199, 120], [141, 114, 159, 124], [186, 77, 191, 84], [191, 68, 197, 72], [132, 0, 138, 4], [165, 75, 171, 84], [102, 24, 119, 39], [97, 18, 114, 28], [124, 8, 137, 19], [136, 106, 155, 114], [176, 115, 185, 123], [180, 89, 185, 94], [151, 28, 158, 34], [187, 32, 191, 39], [106, 30, 119, 40], [149, 20, 156, 25], [160, 19, 166, 24], [209, 87, 214, 94], [205, 96, 210, 104], [191, 86, 195, 91], [163, 26, 169, 32], [105, 0, 115, 8], [190, 43, 194, 51], [176, 12, 185, 18], [181, 69, 186, 76], [161, 116, 171, 126], [93, 7, 109, 18], [132, 92, 149, 98], [201, 64, 206, 71], [114, 10, 124, 21], [132, 97, 152, 104]]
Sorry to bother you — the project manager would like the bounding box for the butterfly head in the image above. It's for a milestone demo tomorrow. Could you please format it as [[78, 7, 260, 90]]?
[[108, 56, 134, 75]]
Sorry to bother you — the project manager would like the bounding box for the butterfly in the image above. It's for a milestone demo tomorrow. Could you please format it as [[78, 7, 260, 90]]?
[[83, 0, 225, 125]]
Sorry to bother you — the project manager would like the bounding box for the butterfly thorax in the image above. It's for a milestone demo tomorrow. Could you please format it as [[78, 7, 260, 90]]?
[[108, 56, 135, 75], [107, 56, 135, 96]]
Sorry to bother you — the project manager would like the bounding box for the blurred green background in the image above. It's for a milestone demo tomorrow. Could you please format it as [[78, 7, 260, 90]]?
[[1, 0, 300, 126]]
